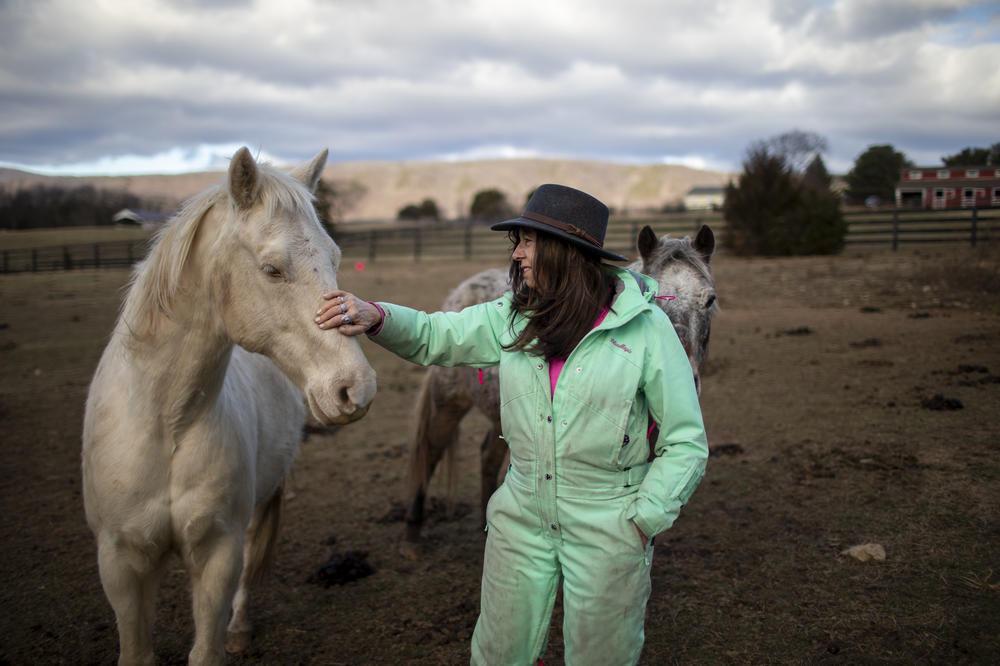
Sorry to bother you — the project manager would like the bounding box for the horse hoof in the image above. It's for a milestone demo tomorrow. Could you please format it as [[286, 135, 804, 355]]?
[[398, 539, 421, 560], [225, 630, 251, 654]]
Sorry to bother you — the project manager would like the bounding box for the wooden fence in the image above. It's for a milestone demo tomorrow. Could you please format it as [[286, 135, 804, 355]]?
[[2, 208, 997, 274]]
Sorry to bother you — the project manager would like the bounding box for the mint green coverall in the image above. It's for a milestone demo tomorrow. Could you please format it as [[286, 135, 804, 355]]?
[[370, 267, 708, 665]]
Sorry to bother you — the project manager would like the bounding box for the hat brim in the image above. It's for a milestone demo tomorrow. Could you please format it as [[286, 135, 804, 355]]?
[[491, 216, 629, 262]]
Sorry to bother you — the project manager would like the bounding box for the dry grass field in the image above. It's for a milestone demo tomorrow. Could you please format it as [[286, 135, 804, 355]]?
[[1, 241, 998, 664]]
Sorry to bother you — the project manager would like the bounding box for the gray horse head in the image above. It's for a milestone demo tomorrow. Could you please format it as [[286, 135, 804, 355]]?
[[633, 225, 717, 395]]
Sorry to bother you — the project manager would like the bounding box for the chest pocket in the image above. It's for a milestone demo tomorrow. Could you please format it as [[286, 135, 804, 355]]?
[[498, 352, 537, 407], [561, 339, 643, 466]]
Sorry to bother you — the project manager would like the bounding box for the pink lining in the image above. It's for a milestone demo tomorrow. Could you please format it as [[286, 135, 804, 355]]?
[[549, 304, 610, 397]]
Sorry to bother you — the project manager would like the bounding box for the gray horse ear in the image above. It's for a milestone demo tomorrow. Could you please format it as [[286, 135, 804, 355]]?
[[228, 147, 260, 210], [693, 225, 715, 265], [289, 149, 329, 193], [637, 225, 658, 264]]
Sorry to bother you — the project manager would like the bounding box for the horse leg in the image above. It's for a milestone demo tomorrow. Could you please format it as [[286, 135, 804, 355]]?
[[95, 533, 165, 666], [183, 522, 244, 666], [226, 487, 283, 654], [478, 421, 507, 529], [400, 369, 472, 559]]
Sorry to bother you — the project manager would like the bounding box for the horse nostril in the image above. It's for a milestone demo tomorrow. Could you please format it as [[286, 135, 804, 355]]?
[[338, 386, 352, 409]]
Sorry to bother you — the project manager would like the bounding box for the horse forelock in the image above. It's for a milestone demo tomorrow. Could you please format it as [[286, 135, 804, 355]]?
[[251, 162, 320, 230], [647, 236, 714, 288]]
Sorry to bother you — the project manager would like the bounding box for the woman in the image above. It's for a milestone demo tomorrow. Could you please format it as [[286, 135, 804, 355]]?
[[316, 184, 708, 665]]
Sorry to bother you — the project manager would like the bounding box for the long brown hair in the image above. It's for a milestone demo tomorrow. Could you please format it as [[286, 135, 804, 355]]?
[[504, 228, 614, 359]]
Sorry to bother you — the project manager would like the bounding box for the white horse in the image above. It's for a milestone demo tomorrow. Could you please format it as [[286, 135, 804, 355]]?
[[399, 225, 717, 557], [82, 147, 377, 665]]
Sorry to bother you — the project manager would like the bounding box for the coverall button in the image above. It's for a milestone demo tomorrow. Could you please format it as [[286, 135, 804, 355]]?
[[576, 367, 582, 372], [537, 363, 543, 370], [550, 523, 558, 530], [561, 420, 568, 426], [545, 474, 552, 480], [547, 416, 552, 422]]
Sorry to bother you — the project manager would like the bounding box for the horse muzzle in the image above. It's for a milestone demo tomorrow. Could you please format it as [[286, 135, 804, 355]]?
[[306, 372, 376, 426]]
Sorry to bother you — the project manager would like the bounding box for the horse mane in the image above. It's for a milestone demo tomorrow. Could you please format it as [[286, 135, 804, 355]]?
[[120, 161, 318, 343]]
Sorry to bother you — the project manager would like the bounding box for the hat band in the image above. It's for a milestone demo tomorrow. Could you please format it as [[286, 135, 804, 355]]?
[[522, 211, 604, 248]]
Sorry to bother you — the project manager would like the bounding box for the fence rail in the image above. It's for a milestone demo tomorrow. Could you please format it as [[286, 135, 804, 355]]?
[[2, 208, 997, 274]]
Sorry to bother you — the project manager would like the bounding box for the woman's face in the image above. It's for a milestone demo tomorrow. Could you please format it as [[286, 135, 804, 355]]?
[[511, 228, 537, 288]]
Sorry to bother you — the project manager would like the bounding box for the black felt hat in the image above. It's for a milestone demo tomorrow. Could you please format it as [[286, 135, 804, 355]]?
[[491, 184, 628, 262]]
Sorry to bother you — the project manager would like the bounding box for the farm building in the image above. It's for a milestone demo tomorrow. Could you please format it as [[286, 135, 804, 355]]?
[[683, 186, 725, 210], [895, 166, 1000, 209], [112, 208, 171, 228]]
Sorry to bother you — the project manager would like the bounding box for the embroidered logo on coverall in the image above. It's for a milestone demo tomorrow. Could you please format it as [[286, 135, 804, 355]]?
[[610, 338, 632, 353]]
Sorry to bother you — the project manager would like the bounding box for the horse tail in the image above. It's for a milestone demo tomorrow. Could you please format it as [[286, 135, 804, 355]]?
[[243, 485, 283, 587]]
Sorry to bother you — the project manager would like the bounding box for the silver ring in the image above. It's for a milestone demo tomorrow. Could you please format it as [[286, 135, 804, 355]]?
[[340, 302, 347, 313], [342, 313, 352, 325]]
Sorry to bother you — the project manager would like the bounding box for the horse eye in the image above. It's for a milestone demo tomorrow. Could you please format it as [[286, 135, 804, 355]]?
[[706, 294, 717, 309], [262, 264, 283, 279]]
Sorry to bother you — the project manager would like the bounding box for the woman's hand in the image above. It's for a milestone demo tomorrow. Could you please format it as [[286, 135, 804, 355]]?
[[315, 290, 381, 336]]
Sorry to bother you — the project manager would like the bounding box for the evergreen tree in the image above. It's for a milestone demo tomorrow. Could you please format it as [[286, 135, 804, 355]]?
[[469, 189, 514, 222], [397, 198, 440, 221], [724, 143, 845, 256], [941, 143, 1000, 166], [845, 144, 912, 204]]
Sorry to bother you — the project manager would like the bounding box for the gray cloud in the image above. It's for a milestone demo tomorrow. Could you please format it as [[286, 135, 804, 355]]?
[[1, 0, 997, 175]]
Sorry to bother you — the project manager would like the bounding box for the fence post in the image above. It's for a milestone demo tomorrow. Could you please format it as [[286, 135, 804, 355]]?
[[127, 241, 133, 264], [465, 222, 473, 260], [63, 246, 72, 270], [94, 243, 101, 268], [2, 250, 7, 273], [414, 227, 421, 262], [971, 206, 978, 248], [32, 248, 37, 272], [368, 230, 377, 262], [891, 207, 899, 251]]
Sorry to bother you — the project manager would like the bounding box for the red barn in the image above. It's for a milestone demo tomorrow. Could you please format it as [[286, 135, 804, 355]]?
[[895, 166, 1000, 209]]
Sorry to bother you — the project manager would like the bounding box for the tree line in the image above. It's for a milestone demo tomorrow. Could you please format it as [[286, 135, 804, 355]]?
[[0, 183, 145, 230]]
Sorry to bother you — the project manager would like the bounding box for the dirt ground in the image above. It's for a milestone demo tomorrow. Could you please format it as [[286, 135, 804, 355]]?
[[1, 243, 998, 665]]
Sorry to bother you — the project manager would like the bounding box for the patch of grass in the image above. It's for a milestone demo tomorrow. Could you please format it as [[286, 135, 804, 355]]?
[[912, 244, 1000, 296]]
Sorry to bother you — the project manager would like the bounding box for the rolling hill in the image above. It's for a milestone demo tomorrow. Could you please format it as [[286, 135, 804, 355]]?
[[0, 158, 734, 223]]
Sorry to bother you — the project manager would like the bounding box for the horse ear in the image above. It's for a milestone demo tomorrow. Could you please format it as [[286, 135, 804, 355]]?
[[637, 225, 658, 264], [693, 225, 715, 265], [228, 147, 260, 210], [290, 149, 329, 193]]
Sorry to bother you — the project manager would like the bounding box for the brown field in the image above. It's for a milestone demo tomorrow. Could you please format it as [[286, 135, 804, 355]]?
[[1, 244, 999, 665]]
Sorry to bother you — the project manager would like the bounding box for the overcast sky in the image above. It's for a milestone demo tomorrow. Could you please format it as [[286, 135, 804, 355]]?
[[1, 0, 997, 177]]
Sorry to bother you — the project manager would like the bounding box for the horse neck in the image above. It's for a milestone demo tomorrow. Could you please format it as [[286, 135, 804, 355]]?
[[117, 209, 234, 427]]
